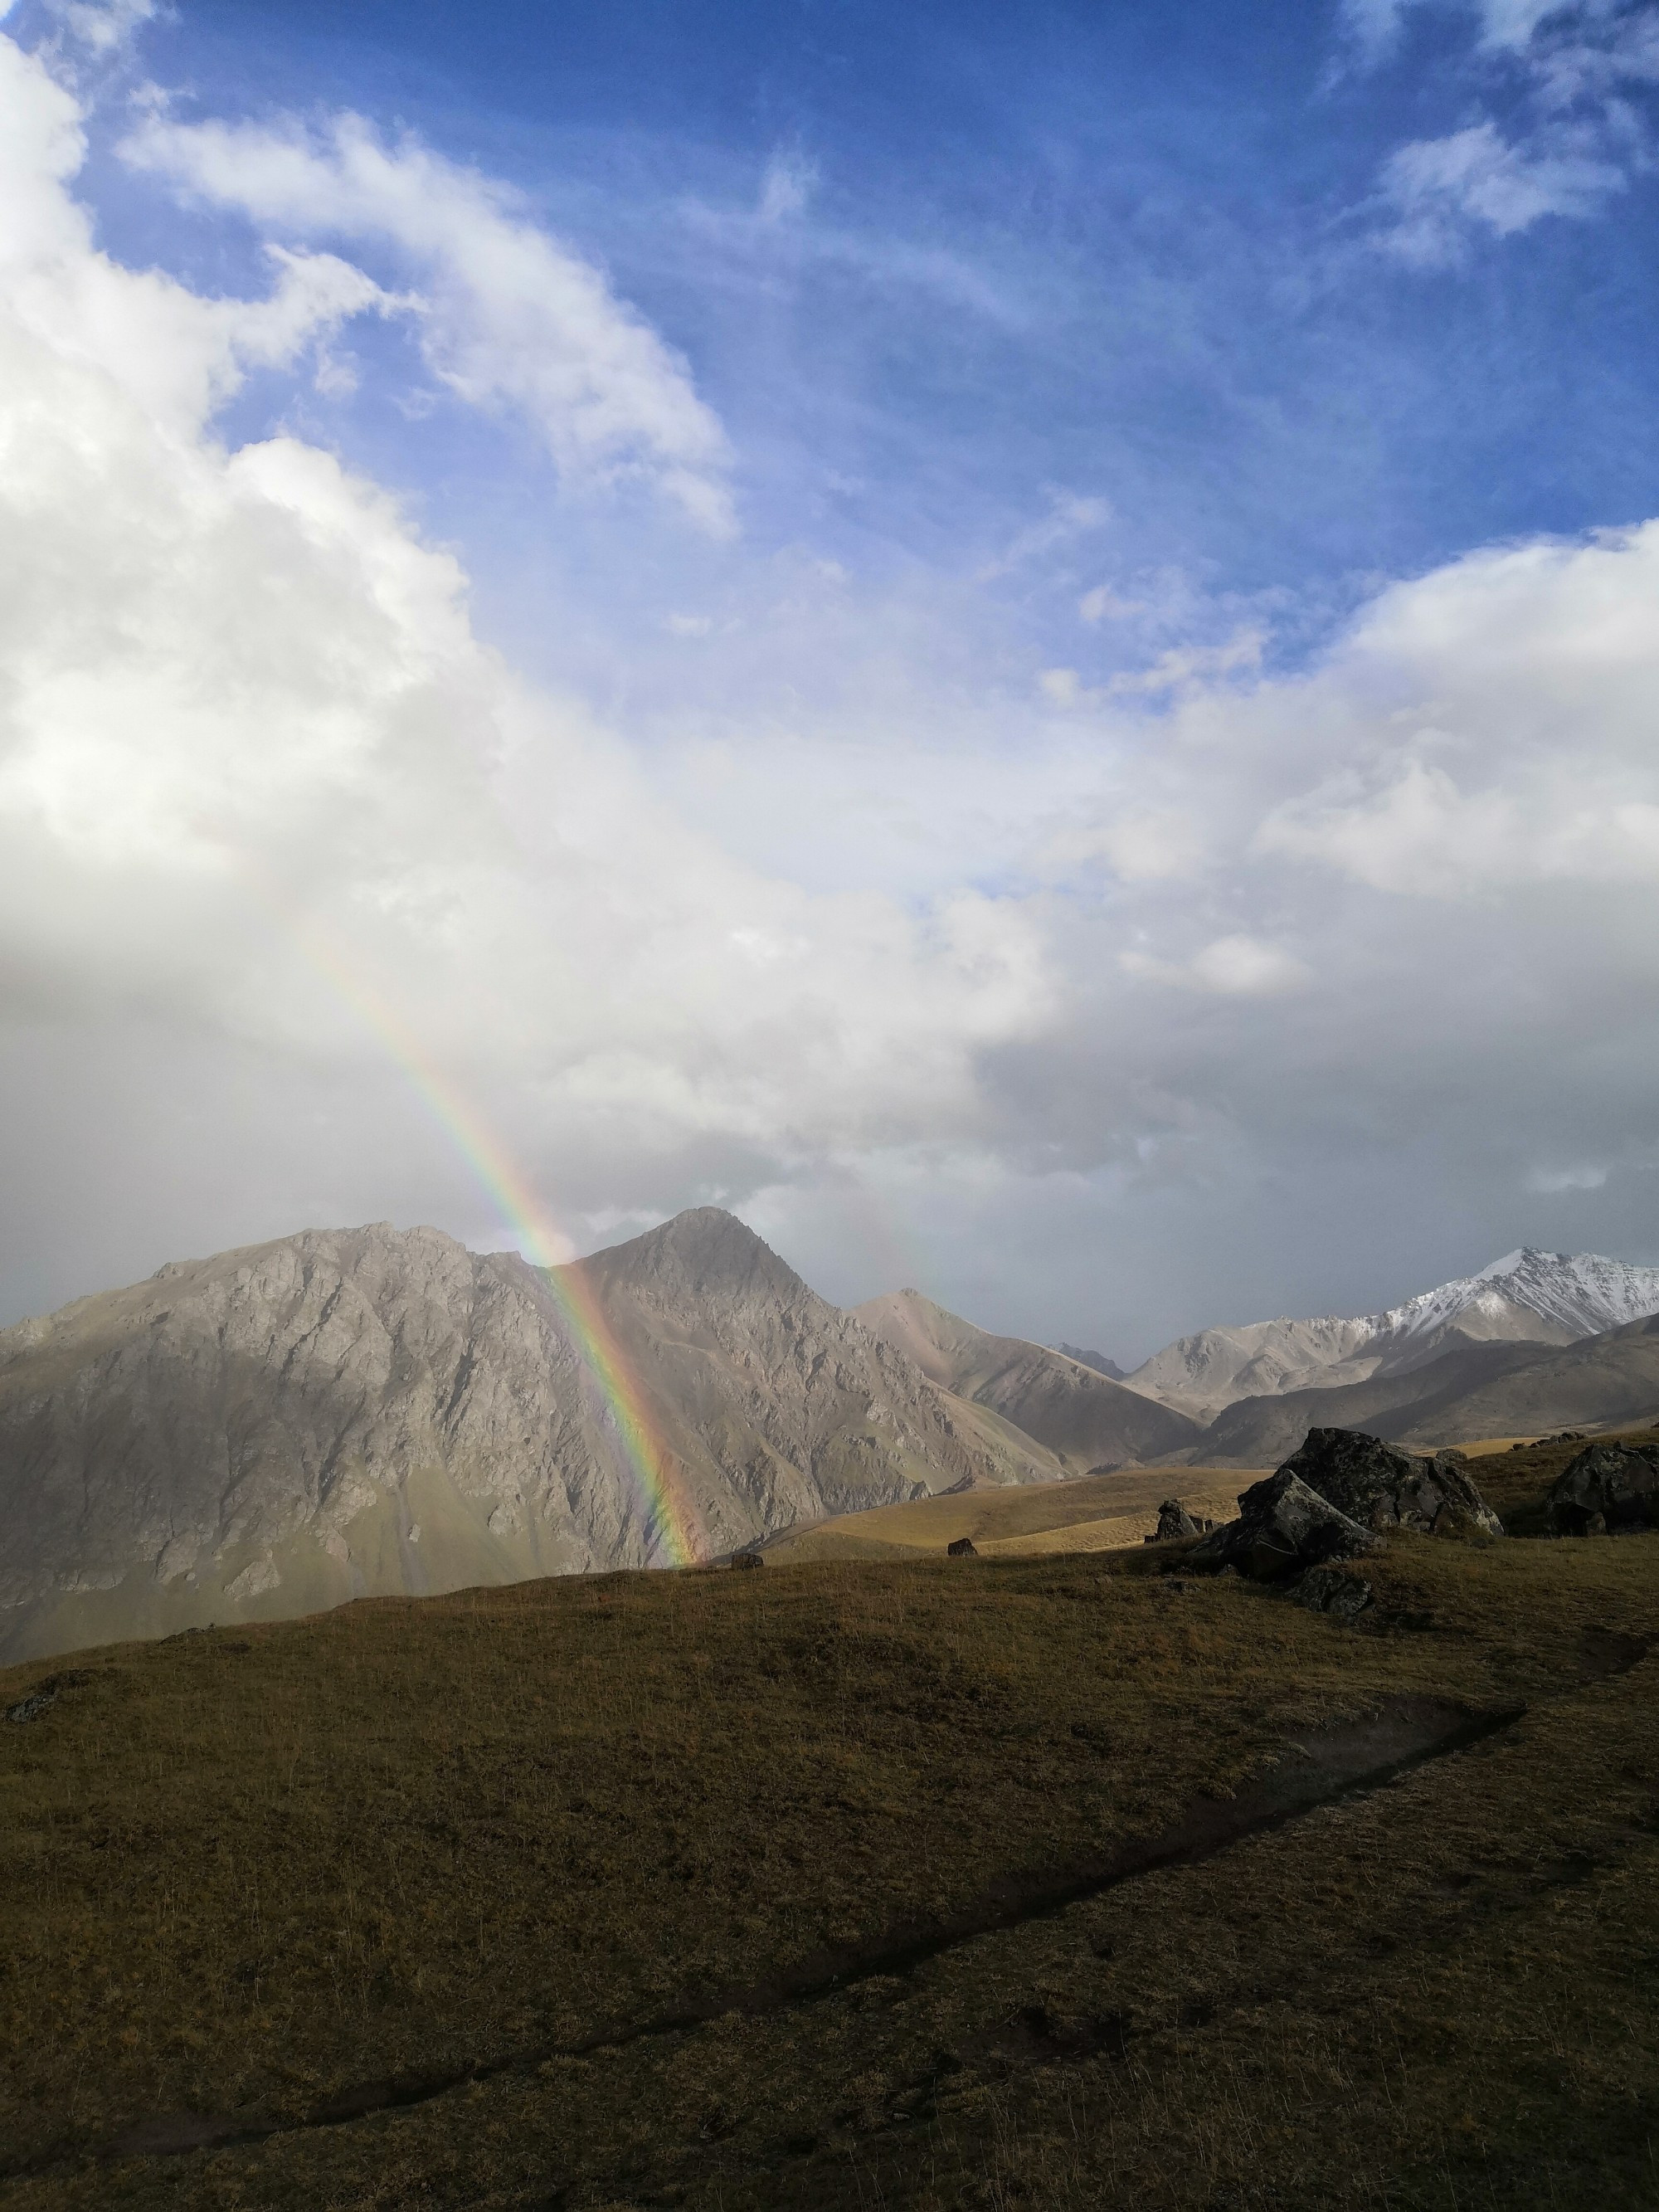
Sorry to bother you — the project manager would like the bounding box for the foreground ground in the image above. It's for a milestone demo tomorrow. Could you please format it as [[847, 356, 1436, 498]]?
[[2, 1432, 1657, 2210]]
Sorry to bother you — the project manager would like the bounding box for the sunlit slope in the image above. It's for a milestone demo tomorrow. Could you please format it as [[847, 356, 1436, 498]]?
[[762, 1464, 1252, 1562], [854, 1288, 1201, 1469]]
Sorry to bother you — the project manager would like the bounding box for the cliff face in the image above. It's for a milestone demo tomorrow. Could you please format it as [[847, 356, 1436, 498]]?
[[0, 1211, 1055, 1659]]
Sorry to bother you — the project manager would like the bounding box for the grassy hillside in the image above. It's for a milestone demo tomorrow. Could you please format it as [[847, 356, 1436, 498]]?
[[763, 1466, 1253, 1562], [2, 1435, 1657, 2210]]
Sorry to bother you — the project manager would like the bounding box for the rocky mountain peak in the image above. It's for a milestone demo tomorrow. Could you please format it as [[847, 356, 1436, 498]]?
[[574, 1207, 806, 1306]]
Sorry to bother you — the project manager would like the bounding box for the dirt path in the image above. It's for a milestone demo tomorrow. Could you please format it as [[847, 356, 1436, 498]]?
[[33, 1690, 1521, 2175]]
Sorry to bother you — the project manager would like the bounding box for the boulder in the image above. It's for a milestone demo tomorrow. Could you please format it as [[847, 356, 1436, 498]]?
[[731, 1551, 764, 1570], [1189, 1470, 1381, 1584], [946, 1536, 978, 1557], [1277, 1428, 1503, 1537], [1549, 1442, 1659, 1536], [5, 1669, 89, 1724], [1295, 1566, 1374, 1621], [1144, 1498, 1199, 1544]]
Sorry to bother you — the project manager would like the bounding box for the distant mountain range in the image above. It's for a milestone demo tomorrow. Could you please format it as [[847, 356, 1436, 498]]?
[[1118, 1248, 1659, 1425], [5, 1223, 1659, 1658], [1052, 1343, 1128, 1381]]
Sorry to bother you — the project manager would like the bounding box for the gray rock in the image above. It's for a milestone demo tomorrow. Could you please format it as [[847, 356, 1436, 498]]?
[[5, 1669, 89, 1723], [1295, 1566, 1374, 1621], [946, 1537, 978, 1557], [1189, 1470, 1382, 1583], [1276, 1428, 1504, 1537], [1549, 1442, 1659, 1536], [1144, 1498, 1199, 1544], [731, 1551, 764, 1570]]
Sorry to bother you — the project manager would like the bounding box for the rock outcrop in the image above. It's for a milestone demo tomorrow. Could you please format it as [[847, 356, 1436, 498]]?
[[1189, 1470, 1382, 1583], [1548, 1441, 1659, 1535], [1294, 1565, 1374, 1620], [1146, 1498, 1199, 1543], [1275, 1429, 1504, 1537], [0, 1211, 1057, 1660]]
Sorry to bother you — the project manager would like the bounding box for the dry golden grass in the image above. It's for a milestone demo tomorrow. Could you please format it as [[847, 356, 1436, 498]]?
[[1, 1435, 1655, 2210], [765, 1466, 1253, 1562]]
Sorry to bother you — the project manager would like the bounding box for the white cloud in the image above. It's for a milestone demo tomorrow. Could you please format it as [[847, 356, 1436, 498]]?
[[123, 105, 735, 533], [1526, 1163, 1609, 1192], [759, 148, 816, 224], [1345, 0, 1624, 60], [41, 0, 158, 55], [1109, 628, 1264, 696], [5, 14, 1659, 1333], [1121, 936, 1312, 997], [976, 493, 1112, 582], [1356, 2, 1658, 261], [0, 27, 1052, 1209], [1379, 119, 1625, 262], [1253, 524, 1659, 892], [1079, 584, 1143, 624]]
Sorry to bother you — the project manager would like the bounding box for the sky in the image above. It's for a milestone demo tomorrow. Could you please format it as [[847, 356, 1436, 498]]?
[[3, 0, 1659, 1361]]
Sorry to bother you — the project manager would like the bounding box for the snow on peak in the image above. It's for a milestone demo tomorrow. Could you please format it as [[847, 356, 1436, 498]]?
[[1374, 1248, 1659, 1345]]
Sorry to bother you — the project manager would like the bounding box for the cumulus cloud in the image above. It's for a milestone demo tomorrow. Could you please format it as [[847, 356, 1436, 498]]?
[[6, 12, 1659, 1343], [0, 27, 1048, 1219], [123, 104, 735, 532]]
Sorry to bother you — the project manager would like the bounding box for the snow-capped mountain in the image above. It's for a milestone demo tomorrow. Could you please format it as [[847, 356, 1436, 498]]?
[[1122, 1249, 1659, 1423], [1371, 1249, 1659, 1347]]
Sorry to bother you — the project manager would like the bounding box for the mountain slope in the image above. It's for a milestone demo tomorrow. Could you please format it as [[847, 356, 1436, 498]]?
[[1178, 1342, 1556, 1466], [1126, 1247, 1659, 1422], [854, 1289, 1202, 1469], [0, 1211, 1054, 1661]]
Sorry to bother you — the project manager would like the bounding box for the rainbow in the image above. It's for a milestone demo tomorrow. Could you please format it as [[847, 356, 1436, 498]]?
[[267, 904, 707, 1569]]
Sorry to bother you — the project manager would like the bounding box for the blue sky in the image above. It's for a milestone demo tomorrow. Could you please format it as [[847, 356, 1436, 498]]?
[[3, 0, 1659, 1353], [124, 0, 1659, 608]]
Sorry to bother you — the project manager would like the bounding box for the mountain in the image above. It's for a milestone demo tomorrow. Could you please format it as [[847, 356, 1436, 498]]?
[[1053, 1343, 1127, 1381], [854, 1290, 1202, 1470], [0, 1211, 1056, 1661], [1124, 1248, 1659, 1423], [1175, 1315, 1659, 1465]]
